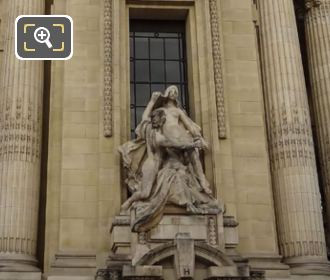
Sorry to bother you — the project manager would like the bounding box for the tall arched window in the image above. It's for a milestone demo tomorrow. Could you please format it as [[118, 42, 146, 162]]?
[[129, 20, 189, 138]]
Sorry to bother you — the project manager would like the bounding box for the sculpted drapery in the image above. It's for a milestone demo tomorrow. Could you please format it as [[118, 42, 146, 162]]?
[[119, 86, 221, 232]]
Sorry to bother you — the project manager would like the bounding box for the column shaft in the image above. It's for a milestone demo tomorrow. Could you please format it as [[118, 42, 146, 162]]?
[[0, 0, 44, 271], [258, 0, 329, 273], [305, 0, 330, 245]]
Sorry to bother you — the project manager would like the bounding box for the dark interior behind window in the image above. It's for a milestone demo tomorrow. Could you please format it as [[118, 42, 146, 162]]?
[[130, 20, 188, 138]]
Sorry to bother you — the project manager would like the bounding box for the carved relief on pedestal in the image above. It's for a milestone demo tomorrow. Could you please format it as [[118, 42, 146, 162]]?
[[209, 0, 226, 139], [103, 0, 113, 137]]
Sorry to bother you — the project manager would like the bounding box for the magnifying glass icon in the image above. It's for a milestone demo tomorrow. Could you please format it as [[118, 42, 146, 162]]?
[[34, 27, 53, 49]]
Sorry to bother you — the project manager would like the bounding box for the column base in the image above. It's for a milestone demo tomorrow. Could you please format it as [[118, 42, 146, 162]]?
[[244, 253, 290, 279], [0, 253, 40, 272], [285, 256, 330, 275]]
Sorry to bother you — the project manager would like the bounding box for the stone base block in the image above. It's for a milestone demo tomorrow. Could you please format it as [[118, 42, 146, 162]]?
[[50, 252, 96, 276], [0, 272, 41, 280], [46, 277, 94, 280], [285, 257, 330, 276], [207, 265, 247, 278], [0, 253, 40, 273], [289, 262, 330, 276], [291, 275, 330, 280], [108, 213, 246, 279], [122, 265, 163, 279], [149, 215, 208, 241], [245, 254, 290, 278]]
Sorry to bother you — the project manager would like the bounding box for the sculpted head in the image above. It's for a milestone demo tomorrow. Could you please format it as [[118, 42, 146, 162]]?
[[151, 108, 166, 128], [163, 85, 179, 101]]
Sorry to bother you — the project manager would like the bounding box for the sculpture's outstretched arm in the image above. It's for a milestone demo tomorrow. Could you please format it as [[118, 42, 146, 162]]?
[[141, 91, 161, 122], [135, 92, 162, 139]]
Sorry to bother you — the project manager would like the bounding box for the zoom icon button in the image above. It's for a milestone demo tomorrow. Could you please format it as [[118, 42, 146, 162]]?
[[15, 15, 73, 60], [34, 27, 53, 48]]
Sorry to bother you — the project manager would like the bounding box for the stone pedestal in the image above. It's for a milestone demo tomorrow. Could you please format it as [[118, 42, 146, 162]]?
[[0, 0, 44, 276], [104, 211, 250, 280], [305, 0, 330, 247], [258, 0, 330, 274]]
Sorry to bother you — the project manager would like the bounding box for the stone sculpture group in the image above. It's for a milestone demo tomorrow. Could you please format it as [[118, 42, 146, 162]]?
[[119, 85, 221, 232]]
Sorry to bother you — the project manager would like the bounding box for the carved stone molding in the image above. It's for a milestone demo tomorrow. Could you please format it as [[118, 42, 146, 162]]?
[[104, 0, 113, 137], [295, 0, 330, 21], [305, 0, 330, 24], [207, 216, 218, 246], [268, 106, 316, 169], [209, 0, 226, 139], [305, 0, 322, 10], [0, 97, 41, 162]]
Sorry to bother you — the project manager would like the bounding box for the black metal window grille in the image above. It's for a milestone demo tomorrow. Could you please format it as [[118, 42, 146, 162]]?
[[130, 20, 189, 138]]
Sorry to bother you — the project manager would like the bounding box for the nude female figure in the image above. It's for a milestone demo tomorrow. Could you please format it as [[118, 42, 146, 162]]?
[[156, 86, 212, 194]]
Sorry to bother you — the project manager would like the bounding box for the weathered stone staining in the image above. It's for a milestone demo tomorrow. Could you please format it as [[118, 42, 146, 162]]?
[[119, 86, 222, 232]]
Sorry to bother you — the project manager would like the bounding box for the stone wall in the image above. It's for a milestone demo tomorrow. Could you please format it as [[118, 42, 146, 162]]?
[[0, 0, 5, 80], [44, 0, 103, 275], [43, 0, 280, 277], [219, 0, 278, 255], [0, 0, 328, 279]]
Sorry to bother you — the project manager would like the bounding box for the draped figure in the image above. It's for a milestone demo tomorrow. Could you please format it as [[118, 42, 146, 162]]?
[[119, 85, 221, 232]]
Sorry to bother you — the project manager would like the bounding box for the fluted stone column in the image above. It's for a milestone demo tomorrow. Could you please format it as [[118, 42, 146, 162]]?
[[0, 0, 44, 273], [305, 0, 330, 246], [259, 0, 330, 274]]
